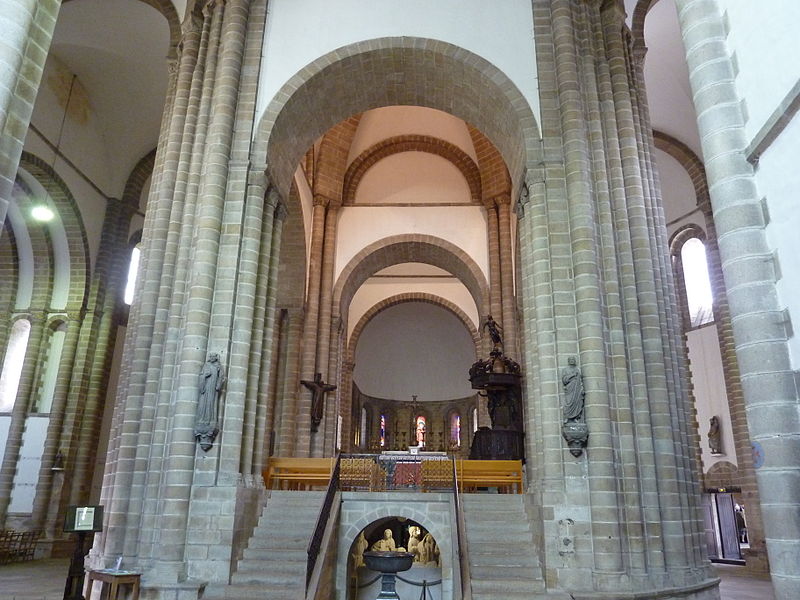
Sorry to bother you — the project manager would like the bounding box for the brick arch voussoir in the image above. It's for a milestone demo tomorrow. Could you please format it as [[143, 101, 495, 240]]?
[[653, 130, 710, 210], [122, 149, 156, 209], [631, 0, 662, 46], [467, 125, 511, 202], [333, 234, 489, 326], [348, 293, 480, 365], [314, 116, 362, 203], [343, 135, 482, 204], [669, 222, 707, 255], [254, 37, 541, 202], [18, 153, 90, 309], [704, 460, 738, 489]]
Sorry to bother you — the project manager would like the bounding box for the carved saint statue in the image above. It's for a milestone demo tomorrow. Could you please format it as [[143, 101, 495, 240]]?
[[371, 529, 405, 552], [418, 533, 440, 566], [708, 415, 723, 455], [482, 315, 503, 349], [301, 372, 336, 433], [352, 531, 369, 567], [194, 352, 226, 451], [407, 526, 422, 562], [561, 356, 585, 424]]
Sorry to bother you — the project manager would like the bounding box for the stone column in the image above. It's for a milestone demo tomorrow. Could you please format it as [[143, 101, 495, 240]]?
[[241, 176, 275, 477], [30, 314, 80, 528], [295, 195, 329, 456], [496, 194, 518, 357], [312, 201, 340, 457], [277, 309, 304, 455], [484, 200, 503, 352], [675, 1, 800, 597], [0, 0, 61, 231]]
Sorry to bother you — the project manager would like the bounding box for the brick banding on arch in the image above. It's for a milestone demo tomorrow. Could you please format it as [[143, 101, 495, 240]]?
[[253, 37, 541, 202], [342, 135, 482, 204], [333, 234, 489, 325], [18, 152, 91, 310], [347, 292, 480, 365]]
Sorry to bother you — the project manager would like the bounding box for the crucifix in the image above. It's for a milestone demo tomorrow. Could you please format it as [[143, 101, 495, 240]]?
[[301, 372, 336, 433]]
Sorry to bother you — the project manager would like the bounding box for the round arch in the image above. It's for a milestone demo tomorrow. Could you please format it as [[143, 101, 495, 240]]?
[[17, 152, 90, 311], [333, 234, 489, 324], [253, 37, 541, 200], [347, 293, 480, 365], [343, 135, 482, 204], [631, 0, 663, 45]]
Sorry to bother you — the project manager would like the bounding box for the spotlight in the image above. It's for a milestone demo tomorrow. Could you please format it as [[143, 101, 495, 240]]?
[[31, 205, 55, 222]]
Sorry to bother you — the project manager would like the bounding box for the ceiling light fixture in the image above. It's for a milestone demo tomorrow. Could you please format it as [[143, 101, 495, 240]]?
[[31, 205, 55, 222]]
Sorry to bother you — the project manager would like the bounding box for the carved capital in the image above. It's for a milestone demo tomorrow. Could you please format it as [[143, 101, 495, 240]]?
[[313, 194, 332, 208], [274, 199, 289, 222]]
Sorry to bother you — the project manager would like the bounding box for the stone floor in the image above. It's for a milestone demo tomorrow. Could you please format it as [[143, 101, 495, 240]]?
[[0, 558, 776, 599]]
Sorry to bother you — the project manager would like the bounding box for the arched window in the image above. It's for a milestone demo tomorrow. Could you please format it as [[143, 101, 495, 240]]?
[[380, 414, 386, 447], [680, 237, 714, 327], [124, 245, 141, 305], [360, 407, 367, 448], [415, 415, 427, 447], [450, 413, 461, 447], [0, 319, 31, 412]]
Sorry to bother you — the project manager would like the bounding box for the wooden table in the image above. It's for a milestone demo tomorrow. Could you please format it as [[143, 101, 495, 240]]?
[[86, 570, 141, 600]]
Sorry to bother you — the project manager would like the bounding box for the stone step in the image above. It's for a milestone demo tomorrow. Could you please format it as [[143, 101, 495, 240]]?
[[230, 564, 305, 586], [468, 551, 540, 567], [236, 557, 305, 572], [245, 534, 312, 549], [204, 583, 301, 600], [242, 547, 307, 561], [470, 564, 542, 580], [471, 578, 546, 595], [466, 530, 532, 544]]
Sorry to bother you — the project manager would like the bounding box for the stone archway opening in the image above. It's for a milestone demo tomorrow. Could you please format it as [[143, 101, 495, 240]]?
[[347, 516, 443, 600]]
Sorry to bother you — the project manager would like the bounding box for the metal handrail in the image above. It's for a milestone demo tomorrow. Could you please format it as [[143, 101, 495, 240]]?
[[452, 457, 471, 599], [306, 453, 341, 591]]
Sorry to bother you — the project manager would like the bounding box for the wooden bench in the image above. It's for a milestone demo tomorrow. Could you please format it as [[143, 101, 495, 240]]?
[[263, 457, 334, 490], [457, 459, 523, 494]]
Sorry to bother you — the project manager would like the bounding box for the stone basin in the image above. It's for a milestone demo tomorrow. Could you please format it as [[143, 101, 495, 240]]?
[[363, 551, 414, 573]]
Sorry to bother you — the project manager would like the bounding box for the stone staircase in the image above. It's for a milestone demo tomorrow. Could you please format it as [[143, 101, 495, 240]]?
[[203, 490, 324, 600], [462, 493, 546, 599]]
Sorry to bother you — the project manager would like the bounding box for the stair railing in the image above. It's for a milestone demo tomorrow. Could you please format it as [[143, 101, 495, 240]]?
[[306, 453, 341, 591], [452, 457, 472, 600]]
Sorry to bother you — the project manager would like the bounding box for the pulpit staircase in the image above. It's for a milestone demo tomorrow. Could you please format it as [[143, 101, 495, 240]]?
[[462, 493, 546, 599], [202, 490, 325, 600]]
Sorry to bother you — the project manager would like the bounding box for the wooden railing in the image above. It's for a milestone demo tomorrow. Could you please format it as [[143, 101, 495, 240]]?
[[0, 530, 41, 564]]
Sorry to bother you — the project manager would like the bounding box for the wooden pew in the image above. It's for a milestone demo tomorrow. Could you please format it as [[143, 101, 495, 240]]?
[[457, 459, 523, 494], [263, 457, 334, 490]]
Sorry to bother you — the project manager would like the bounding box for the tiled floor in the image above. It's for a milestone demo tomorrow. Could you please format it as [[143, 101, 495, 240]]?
[[0, 558, 777, 599]]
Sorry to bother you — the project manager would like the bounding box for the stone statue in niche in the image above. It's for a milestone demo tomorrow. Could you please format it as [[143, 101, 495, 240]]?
[[561, 356, 585, 424], [352, 531, 369, 567], [407, 526, 422, 562], [194, 352, 226, 451], [301, 372, 336, 433], [418, 533, 440, 567], [561, 356, 589, 457], [708, 415, 723, 455], [371, 528, 405, 552]]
